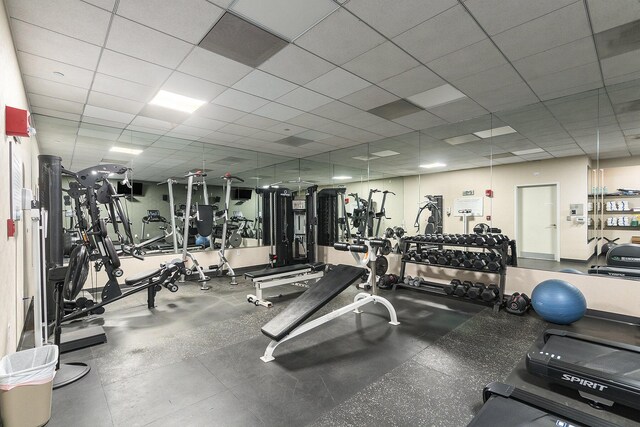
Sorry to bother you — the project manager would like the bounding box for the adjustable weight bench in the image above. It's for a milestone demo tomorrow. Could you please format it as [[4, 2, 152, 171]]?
[[260, 240, 399, 362], [244, 262, 325, 307]]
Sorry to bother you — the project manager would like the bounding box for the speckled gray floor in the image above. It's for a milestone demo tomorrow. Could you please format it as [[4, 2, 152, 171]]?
[[48, 277, 638, 426]]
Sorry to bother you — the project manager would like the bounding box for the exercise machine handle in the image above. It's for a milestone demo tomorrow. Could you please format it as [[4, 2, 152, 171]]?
[[333, 242, 368, 253], [221, 173, 244, 183], [185, 171, 206, 178]]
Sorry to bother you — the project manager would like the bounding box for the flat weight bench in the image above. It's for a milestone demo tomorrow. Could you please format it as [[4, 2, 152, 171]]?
[[259, 263, 399, 362], [244, 262, 325, 307]]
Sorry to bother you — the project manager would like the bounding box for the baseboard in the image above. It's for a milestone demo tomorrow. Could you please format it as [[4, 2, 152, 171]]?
[[559, 257, 589, 263], [586, 308, 640, 326]]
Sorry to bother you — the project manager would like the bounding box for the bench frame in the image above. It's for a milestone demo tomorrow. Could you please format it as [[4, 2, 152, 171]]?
[[246, 266, 324, 308]]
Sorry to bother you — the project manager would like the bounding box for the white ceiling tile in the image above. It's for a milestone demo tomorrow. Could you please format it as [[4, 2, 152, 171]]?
[[97, 50, 172, 87], [84, 105, 136, 124], [378, 66, 445, 98], [232, 70, 298, 100], [254, 103, 304, 121], [296, 130, 333, 141], [231, 0, 338, 40], [252, 130, 288, 142], [471, 83, 539, 112], [310, 101, 362, 121], [602, 50, 640, 81], [276, 87, 333, 111], [392, 110, 447, 130], [130, 116, 177, 131], [105, 16, 193, 68], [340, 86, 399, 110], [427, 98, 488, 123], [6, 0, 111, 45], [10, 20, 102, 69], [24, 76, 88, 103], [464, 0, 576, 36], [200, 131, 242, 143], [365, 120, 413, 137], [345, 0, 456, 38], [87, 92, 145, 115], [454, 64, 524, 94], [116, 0, 223, 43], [178, 47, 253, 86], [587, 0, 640, 33], [18, 52, 95, 89], [182, 115, 227, 131], [426, 39, 508, 82], [492, 2, 591, 61], [29, 93, 85, 114], [166, 125, 212, 138], [538, 80, 602, 102], [125, 124, 167, 135], [513, 37, 598, 81], [194, 103, 247, 122], [339, 111, 386, 129], [138, 104, 190, 123], [393, 6, 486, 63], [91, 73, 158, 103], [83, 0, 116, 11], [287, 113, 335, 129], [234, 114, 281, 129], [31, 107, 81, 122], [161, 72, 226, 103], [295, 8, 385, 65], [218, 123, 261, 137], [528, 62, 602, 99], [342, 42, 419, 84], [305, 68, 371, 99], [81, 116, 128, 129], [258, 44, 335, 85], [212, 89, 270, 112]]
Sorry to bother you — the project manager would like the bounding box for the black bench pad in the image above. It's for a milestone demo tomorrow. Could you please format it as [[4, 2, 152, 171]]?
[[125, 267, 162, 286], [261, 264, 366, 341], [245, 264, 313, 279]]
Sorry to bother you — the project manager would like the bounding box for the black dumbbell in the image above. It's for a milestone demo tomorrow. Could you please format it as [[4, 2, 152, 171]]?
[[443, 234, 453, 243], [444, 279, 460, 295], [475, 235, 486, 245], [402, 251, 413, 261], [437, 250, 453, 265], [487, 254, 502, 271], [484, 234, 497, 246], [449, 250, 463, 267], [463, 252, 477, 268], [427, 251, 439, 264], [454, 280, 472, 297], [473, 253, 488, 270], [465, 234, 476, 245], [467, 282, 486, 299], [457, 234, 467, 244], [481, 284, 500, 302]]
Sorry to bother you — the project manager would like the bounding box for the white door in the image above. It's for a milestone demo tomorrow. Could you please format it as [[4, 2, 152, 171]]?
[[516, 184, 559, 260]]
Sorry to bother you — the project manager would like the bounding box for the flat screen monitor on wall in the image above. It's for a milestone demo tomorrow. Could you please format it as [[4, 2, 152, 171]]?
[[232, 188, 253, 200], [117, 181, 143, 196]]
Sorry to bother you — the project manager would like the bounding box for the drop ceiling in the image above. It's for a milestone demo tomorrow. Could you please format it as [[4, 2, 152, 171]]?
[[5, 0, 640, 182]]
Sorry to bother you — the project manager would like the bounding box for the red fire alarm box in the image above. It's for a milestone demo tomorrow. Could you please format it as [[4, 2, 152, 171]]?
[[485, 189, 494, 198], [5, 106, 29, 137]]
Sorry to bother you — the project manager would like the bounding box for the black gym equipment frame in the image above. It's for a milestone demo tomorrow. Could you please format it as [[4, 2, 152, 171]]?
[[526, 329, 640, 410], [468, 382, 617, 426]]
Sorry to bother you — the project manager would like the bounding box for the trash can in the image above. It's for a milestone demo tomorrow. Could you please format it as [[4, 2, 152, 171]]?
[[0, 345, 58, 427]]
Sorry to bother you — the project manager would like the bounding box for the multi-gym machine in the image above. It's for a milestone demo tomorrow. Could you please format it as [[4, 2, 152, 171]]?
[[157, 178, 179, 253], [317, 187, 350, 245]]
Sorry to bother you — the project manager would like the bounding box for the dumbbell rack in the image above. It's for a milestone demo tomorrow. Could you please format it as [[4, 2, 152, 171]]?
[[393, 238, 509, 313]]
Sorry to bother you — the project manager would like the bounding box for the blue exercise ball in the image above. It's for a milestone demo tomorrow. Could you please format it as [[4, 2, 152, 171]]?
[[559, 268, 584, 275], [195, 235, 209, 246], [531, 279, 587, 325]]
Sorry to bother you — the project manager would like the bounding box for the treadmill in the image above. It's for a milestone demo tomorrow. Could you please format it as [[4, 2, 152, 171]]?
[[468, 382, 617, 426], [526, 329, 640, 410], [589, 243, 640, 280]]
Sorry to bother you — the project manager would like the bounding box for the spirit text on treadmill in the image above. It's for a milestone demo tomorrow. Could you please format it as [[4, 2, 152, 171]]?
[[561, 374, 608, 391]]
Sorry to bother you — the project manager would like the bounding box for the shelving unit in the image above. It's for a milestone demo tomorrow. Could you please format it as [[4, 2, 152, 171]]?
[[393, 238, 511, 313]]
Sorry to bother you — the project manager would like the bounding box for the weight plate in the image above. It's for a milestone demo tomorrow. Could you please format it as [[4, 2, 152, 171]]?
[[375, 256, 389, 276], [228, 232, 243, 248]]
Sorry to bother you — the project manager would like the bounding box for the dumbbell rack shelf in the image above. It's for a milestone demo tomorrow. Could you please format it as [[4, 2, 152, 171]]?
[[393, 239, 509, 313]]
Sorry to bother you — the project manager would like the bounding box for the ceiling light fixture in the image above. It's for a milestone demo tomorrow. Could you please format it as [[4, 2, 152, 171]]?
[[332, 176, 352, 180], [110, 146, 143, 155], [473, 126, 517, 139], [352, 155, 379, 161], [444, 134, 479, 145], [149, 90, 206, 113], [407, 84, 466, 109], [371, 150, 400, 157], [511, 148, 545, 156], [420, 162, 446, 169]]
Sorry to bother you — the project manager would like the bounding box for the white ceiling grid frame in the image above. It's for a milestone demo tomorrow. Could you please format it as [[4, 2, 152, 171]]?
[[86, 91, 145, 115], [232, 70, 298, 100], [230, 0, 338, 41], [294, 7, 386, 65], [178, 47, 253, 87], [24, 75, 89, 104], [105, 16, 193, 69], [212, 88, 271, 113]]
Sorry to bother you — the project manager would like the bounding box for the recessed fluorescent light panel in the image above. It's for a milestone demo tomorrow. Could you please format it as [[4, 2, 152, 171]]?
[[370, 150, 400, 157], [230, 0, 338, 40], [352, 155, 379, 161], [444, 134, 480, 145], [149, 90, 206, 113], [110, 146, 143, 155], [511, 148, 545, 156], [420, 162, 446, 169], [407, 84, 466, 109], [473, 126, 517, 139], [333, 175, 352, 180]]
